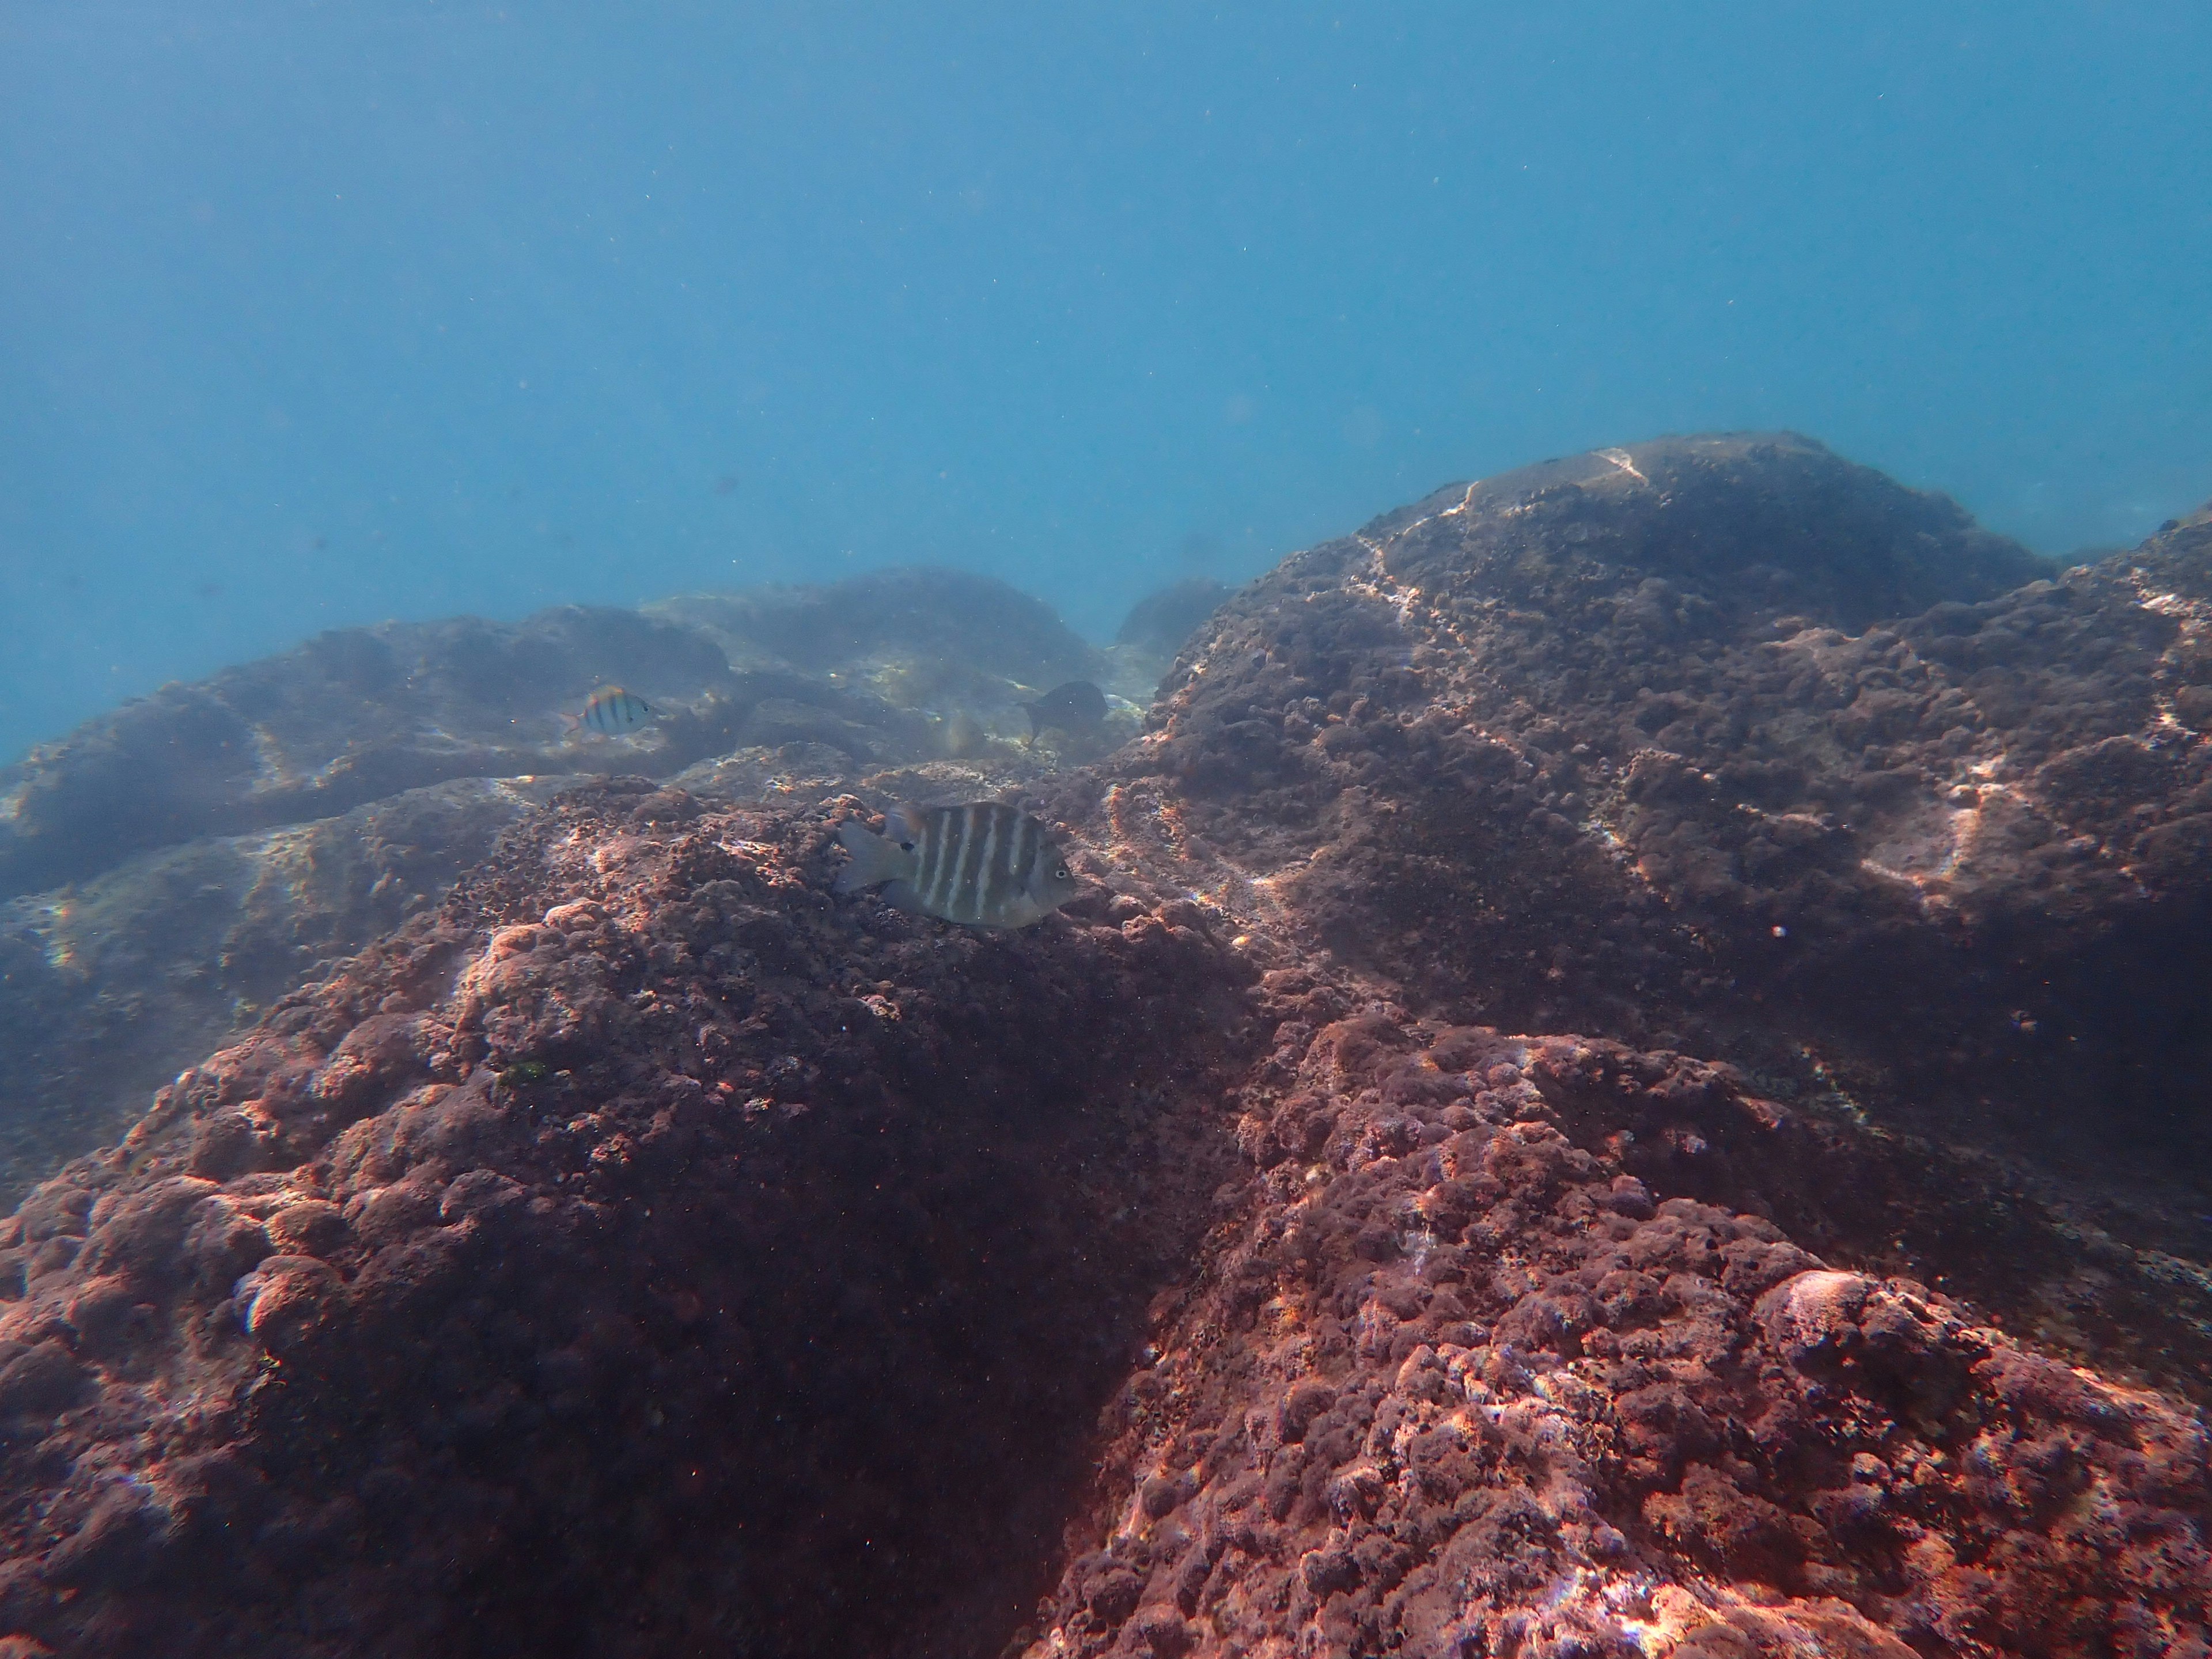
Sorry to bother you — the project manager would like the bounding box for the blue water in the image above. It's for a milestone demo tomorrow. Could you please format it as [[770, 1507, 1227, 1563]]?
[[3, 2, 2207, 766]]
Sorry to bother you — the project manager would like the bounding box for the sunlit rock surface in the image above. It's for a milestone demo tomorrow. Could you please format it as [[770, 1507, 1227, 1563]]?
[[0, 778, 564, 1195], [0, 437, 2205, 1657], [0, 570, 1147, 1200], [1116, 433, 2211, 1185]]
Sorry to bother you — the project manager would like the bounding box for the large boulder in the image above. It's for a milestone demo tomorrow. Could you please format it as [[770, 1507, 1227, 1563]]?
[[0, 782, 1260, 1657], [0, 776, 2201, 1658], [1022, 1018, 2211, 1659], [0, 778, 564, 1193], [652, 564, 1110, 694], [1116, 433, 2212, 1172], [0, 606, 732, 900]]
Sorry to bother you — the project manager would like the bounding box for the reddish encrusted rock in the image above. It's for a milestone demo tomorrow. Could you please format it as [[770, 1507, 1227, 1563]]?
[[0, 442, 2206, 1659], [1115, 435, 2212, 1181], [0, 782, 1262, 1657], [1024, 1016, 2211, 1659]]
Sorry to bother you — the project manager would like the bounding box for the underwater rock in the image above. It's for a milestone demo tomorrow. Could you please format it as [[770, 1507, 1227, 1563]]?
[[1023, 1014, 2211, 1659], [1109, 578, 1240, 711], [654, 567, 1146, 764], [0, 777, 2199, 1657], [1118, 577, 1235, 660], [0, 577, 1104, 904], [652, 564, 1109, 692], [0, 605, 731, 900], [0, 437, 2206, 1657], [0, 777, 566, 1204], [1116, 432, 2212, 1180], [0, 781, 1262, 1657], [0, 574, 1114, 1203]]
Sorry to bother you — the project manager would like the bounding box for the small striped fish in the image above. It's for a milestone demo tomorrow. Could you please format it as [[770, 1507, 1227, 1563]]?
[[835, 802, 1083, 929], [563, 684, 654, 737]]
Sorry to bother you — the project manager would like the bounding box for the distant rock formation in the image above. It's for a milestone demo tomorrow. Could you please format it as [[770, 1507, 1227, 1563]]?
[[0, 436, 2205, 1658], [1116, 576, 1236, 660], [0, 572, 1124, 1201], [0, 606, 730, 900], [651, 563, 1108, 694]]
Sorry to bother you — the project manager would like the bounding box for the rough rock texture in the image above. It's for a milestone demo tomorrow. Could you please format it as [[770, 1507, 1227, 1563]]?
[[0, 607, 733, 900], [0, 781, 1259, 1657], [0, 566, 1139, 906], [1, 438, 2207, 1658], [1022, 1017, 2210, 1659], [0, 571, 1137, 1202], [1117, 433, 2212, 1179], [0, 780, 563, 1196]]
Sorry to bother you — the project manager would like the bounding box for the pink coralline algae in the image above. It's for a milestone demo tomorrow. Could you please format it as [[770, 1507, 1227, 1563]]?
[[1025, 1015, 2209, 1658], [0, 438, 2206, 1658]]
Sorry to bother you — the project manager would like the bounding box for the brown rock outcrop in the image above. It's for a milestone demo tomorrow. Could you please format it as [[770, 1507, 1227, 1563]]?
[[0, 437, 2206, 1658], [1022, 1016, 2210, 1659], [1113, 432, 2212, 1182], [0, 570, 1130, 1203], [0, 781, 1259, 1657]]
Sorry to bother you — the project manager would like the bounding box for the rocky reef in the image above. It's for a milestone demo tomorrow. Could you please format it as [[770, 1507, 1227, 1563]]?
[[0, 571, 1161, 1203], [1025, 1017, 2210, 1659], [0, 434, 2205, 1657], [1124, 436, 2207, 1119]]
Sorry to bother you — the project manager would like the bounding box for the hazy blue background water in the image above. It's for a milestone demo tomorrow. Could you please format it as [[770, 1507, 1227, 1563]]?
[[3, 2, 2207, 767]]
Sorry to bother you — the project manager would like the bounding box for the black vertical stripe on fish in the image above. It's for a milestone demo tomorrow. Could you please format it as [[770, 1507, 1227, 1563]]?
[[1009, 811, 1035, 903], [932, 805, 963, 915], [960, 804, 988, 922], [578, 684, 653, 735], [972, 807, 999, 922]]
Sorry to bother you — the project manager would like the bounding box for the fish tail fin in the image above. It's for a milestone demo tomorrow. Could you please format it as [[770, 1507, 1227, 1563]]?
[[558, 711, 582, 736], [834, 820, 912, 894]]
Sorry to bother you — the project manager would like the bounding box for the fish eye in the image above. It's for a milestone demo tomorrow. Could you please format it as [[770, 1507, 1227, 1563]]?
[[1054, 866, 1070, 880], [899, 841, 917, 853]]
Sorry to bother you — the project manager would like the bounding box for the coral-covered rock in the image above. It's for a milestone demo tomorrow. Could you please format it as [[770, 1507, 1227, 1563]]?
[[1096, 433, 2212, 1384], [0, 781, 1262, 1657], [1117, 433, 2212, 1175], [0, 570, 1139, 1205], [0, 778, 561, 1203], [1024, 1016, 2211, 1659], [0, 608, 731, 899], [1, 441, 2207, 1659]]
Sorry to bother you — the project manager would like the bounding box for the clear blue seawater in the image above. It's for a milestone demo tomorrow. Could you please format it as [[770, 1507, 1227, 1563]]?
[[2, 2, 2206, 764]]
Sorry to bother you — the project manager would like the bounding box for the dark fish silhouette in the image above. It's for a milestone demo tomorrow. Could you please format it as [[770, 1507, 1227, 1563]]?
[[835, 802, 1082, 929], [1019, 680, 1108, 742]]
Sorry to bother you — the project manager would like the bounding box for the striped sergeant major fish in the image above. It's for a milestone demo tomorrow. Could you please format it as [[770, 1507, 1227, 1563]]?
[[561, 684, 654, 737], [835, 802, 1084, 929]]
